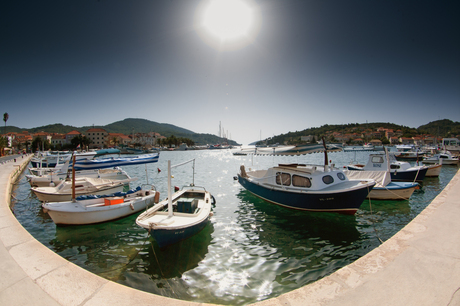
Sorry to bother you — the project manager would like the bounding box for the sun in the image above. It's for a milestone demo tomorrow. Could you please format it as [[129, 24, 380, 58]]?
[[202, 0, 253, 41], [195, 0, 260, 50]]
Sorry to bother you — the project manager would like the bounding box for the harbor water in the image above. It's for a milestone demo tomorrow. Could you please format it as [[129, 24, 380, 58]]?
[[10, 149, 459, 305]]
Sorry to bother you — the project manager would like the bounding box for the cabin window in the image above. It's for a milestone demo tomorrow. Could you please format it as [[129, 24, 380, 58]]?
[[322, 175, 334, 184], [390, 165, 400, 169], [292, 175, 311, 188], [337, 172, 346, 180], [276, 172, 291, 186], [371, 156, 384, 163]]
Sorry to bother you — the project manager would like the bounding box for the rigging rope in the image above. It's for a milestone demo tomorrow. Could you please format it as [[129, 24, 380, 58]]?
[[367, 185, 384, 244]]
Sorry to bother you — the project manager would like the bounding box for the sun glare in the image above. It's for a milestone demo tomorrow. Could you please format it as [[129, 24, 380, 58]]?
[[195, 0, 260, 50], [203, 0, 253, 41]]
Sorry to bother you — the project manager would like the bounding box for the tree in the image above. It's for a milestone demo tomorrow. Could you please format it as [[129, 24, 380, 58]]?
[[3, 113, 8, 135], [32, 136, 51, 151], [0, 136, 8, 156], [71, 135, 91, 150]]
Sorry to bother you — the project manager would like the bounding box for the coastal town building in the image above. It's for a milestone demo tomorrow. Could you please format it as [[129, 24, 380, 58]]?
[[85, 128, 108, 149]]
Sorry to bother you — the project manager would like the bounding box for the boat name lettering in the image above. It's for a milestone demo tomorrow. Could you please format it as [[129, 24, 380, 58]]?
[[175, 230, 185, 235], [373, 164, 382, 167], [319, 197, 334, 201]]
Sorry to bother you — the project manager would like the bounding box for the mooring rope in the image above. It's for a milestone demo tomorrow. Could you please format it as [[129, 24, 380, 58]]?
[[367, 185, 384, 244]]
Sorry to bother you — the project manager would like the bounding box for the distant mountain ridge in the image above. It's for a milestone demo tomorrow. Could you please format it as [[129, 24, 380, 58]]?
[[3, 118, 459, 145], [4, 118, 237, 146]]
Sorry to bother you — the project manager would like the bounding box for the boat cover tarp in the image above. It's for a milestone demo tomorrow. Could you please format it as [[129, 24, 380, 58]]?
[[343, 170, 390, 188]]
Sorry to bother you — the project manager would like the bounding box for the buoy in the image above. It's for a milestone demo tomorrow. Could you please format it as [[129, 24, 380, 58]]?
[[174, 186, 180, 191], [154, 191, 160, 203]]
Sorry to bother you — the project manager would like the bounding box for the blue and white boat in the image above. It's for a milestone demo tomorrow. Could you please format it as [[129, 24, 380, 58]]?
[[136, 159, 214, 248], [344, 170, 418, 200], [73, 153, 159, 170], [238, 163, 375, 215], [237, 140, 375, 215], [347, 152, 427, 182]]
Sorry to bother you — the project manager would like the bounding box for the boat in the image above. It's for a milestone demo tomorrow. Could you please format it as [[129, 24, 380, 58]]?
[[422, 151, 459, 165], [238, 163, 375, 214], [31, 176, 135, 202], [236, 140, 375, 215], [26, 164, 131, 187], [42, 185, 160, 225], [347, 152, 428, 182], [423, 162, 442, 177], [72, 153, 160, 170], [30, 151, 96, 168], [344, 170, 418, 200], [136, 159, 214, 248]]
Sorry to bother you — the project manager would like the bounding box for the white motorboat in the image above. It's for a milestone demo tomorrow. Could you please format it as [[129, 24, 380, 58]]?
[[42, 185, 159, 225], [344, 170, 418, 200], [422, 151, 459, 165], [136, 159, 214, 248], [31, 177, 135, 202], [26, 166, 130, 187], [347, 152, 428, 181]]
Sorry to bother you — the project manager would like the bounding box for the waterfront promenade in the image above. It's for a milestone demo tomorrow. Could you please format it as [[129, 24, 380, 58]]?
[[1, 155, 459, 305]]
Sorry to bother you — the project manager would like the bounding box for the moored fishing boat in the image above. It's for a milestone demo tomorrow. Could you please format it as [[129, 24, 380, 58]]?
[[344, 170, 418, 200], [347, 152, 427, 182], [236, 139, 375, 215], [73, 153, 159, 170], [422, 151, 459, 165], [26, 165, 130, 187], [42, 185, 160, 225], [31, 177, 135, 202], [238, 163, 375, 214], [136, 159, 214, 248]]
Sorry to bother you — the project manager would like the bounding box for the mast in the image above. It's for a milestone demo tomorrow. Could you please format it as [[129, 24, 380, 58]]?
[[167, 160, 173, 217]]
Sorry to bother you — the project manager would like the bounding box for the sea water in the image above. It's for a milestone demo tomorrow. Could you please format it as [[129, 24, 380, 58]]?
[[11, 149, 458, 305]]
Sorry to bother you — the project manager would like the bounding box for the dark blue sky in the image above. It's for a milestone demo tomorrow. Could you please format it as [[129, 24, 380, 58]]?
[[1, 0, 459, 144]]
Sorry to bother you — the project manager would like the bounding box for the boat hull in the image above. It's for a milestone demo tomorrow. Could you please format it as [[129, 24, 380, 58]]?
[[423, 159, 459, 165], [73, 153, 159, 170], [424, 164, 442, 177], [368, 182, 418, 200], [238, 174, 373, 215], [43, 194, 156, 225], [390, 167, 427, 182], [152, 216, 211, 248], [32, 184, 125, 202]]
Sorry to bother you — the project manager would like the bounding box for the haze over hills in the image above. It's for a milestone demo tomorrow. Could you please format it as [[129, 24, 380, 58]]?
[[3, 118, 459, 146], [3, 118, 238, 146]]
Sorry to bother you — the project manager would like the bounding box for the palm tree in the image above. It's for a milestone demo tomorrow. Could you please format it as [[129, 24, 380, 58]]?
[[3, 112, 8, 135]]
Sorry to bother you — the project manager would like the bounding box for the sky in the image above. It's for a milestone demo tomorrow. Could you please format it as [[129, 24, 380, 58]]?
[[1, 0, 459, 145]]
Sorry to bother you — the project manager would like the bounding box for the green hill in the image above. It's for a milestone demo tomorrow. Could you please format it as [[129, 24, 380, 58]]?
[[4, 118, 238, 146]]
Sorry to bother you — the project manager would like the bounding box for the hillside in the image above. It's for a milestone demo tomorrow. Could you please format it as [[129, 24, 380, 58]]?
[[263, 120, 460, 145], [4, 118, 238, 146]]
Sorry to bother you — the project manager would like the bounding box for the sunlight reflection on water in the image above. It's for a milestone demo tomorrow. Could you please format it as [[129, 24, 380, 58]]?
[[11, 149, 458, 305]]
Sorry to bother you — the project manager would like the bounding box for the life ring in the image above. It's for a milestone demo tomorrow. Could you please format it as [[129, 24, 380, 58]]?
[[211, 195, 216, 205]]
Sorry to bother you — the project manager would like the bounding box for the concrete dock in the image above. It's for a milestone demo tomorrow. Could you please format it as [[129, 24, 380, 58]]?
[[1, 155, 459, 305]]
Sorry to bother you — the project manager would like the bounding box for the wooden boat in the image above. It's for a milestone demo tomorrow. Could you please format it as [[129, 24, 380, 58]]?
[[31, 177, 134, 202], [238, 163, 375, 214], [344, 170, 418, 200], [347, 152, 427, 182], [26, 166, 130, 187], [42, 185, 160, 225], [72, 153, 159, 170], [136, 160, 214, 248], [237, 139, 375, 215], [423, 162, 442, 177]]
